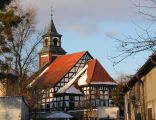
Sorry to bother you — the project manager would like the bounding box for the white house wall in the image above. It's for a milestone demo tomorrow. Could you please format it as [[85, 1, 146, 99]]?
[[0, 97, 29, 120]]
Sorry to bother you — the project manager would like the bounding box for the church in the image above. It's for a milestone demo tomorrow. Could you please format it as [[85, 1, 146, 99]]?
[[28, 17, 117, 119]]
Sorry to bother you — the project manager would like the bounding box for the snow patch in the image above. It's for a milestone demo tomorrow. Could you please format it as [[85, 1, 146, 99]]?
[[66, 85, 83, 94], [78, 70, 88, 86], [97, 107, 119, 119], [90, 81, 117, 85], [46, 112, 73, 118]]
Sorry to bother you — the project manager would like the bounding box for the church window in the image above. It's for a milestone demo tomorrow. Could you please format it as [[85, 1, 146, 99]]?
[[69, 96, 74, 110], [46, 104, 50, 109], [53, 38, 58, 46], [45, 38, 48, 46]]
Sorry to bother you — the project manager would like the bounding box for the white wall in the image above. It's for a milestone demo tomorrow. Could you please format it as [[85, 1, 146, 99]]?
[[0, 96, 29, 120]]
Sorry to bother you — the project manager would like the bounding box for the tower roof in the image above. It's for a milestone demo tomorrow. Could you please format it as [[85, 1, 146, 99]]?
[[40, 16, 66, 55], [43, 18, 62, 37], [48, 19, 58, 34]]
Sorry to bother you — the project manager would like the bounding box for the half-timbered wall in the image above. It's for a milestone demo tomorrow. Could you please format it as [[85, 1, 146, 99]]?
[[35, 53, 92, 112], [34, 85, 114, 112], [55, 53, 92, 91], [79, 85, 114, 109], [34, 88, 54, 111], [34, 53, 115, 112], [57, 95, 81, 111]]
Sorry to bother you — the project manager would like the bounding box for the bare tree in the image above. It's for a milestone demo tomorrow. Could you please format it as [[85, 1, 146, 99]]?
[[0, 1, 42, 95], [111, 73, 132, 106], [111, 74, 132, 117], [111, 0, 156, 66]]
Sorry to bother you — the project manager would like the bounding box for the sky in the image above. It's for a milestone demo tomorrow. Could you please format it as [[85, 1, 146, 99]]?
[[22, 0, 155, 79]]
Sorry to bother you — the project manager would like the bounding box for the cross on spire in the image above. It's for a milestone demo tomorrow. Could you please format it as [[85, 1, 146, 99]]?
[[47, 6, 58, 34], [51, 6, 53, 20]]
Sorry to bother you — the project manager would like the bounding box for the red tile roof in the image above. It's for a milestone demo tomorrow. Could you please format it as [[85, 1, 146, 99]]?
[[86, 59, 116, 85], [56, 59, 116, 94], [32, 51, 87, 88]]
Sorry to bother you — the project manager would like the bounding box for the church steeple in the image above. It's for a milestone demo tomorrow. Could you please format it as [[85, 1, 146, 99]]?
[[39, 14, 66, 68], [47, 7, 58, 35], [47, 19, 58, 34]]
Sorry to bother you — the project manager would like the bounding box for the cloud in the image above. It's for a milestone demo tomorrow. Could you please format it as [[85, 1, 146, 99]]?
[[22, 0, 143, 36], [63, 21, 100, 37], [22, 0, 135, 20], [105, 31, 119, 38]]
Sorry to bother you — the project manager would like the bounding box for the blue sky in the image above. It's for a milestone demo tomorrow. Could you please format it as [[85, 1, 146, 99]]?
[[22, 0, 155, 79]]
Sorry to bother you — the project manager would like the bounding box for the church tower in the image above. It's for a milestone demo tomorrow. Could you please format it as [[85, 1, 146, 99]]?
[[39, 17, 66, 68]]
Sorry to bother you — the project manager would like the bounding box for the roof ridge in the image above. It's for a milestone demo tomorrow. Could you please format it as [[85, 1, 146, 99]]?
[[56, 51, 87, 58], [68, 51, 87, 55]]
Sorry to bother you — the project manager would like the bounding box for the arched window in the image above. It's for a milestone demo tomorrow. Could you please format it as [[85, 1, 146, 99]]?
[[53, 38, 58, 46], [45, 39, 48, 46]]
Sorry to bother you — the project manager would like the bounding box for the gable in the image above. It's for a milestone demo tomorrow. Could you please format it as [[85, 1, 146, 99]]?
[[78, 59, 117, 86], [88, 59, 116, 84]]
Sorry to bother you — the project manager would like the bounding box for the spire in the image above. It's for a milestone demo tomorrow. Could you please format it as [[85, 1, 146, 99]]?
[[51, 6, 53, 19], [47, 19, 58, 34], [39, 8, 66, 68], [47, 7, 59, 35]]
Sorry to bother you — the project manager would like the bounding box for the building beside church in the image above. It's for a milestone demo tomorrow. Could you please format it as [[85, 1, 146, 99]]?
[[28, 17, 117, 119], [0, 96, 29, 120], [123, 52, 156, 120]]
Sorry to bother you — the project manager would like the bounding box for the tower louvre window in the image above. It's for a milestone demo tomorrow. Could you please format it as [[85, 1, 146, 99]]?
[[45, 38, 48, 46], [39, 17, 66, 68], [53, 38, 58, 46]]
